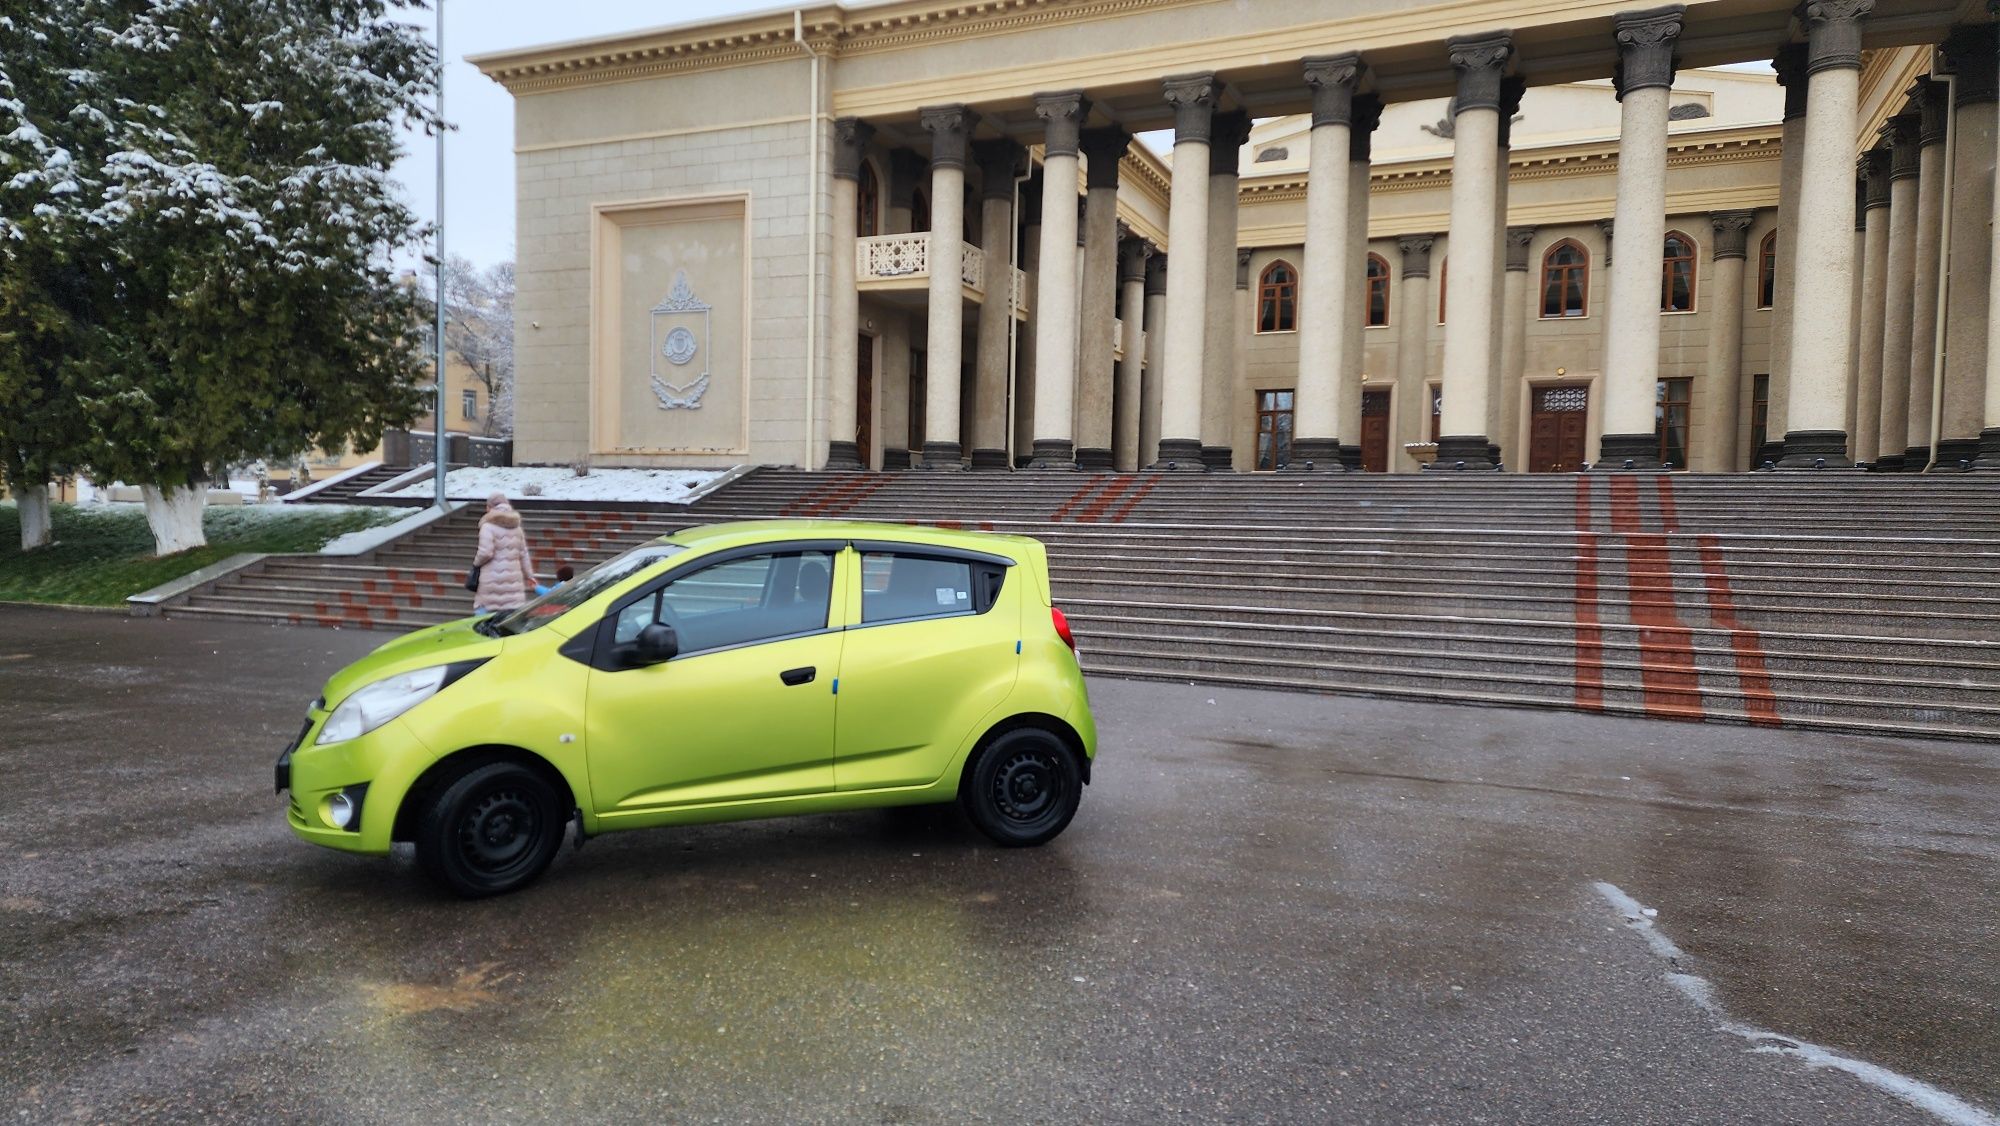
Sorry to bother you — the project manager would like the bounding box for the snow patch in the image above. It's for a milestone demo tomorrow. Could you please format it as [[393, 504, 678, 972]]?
[[381, 466, 732, 504]]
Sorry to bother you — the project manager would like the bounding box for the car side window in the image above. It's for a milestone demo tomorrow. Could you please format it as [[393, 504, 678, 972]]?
[[612, 594, 658, 645], [860, 552, 1003, 624], [644, 550, 835, 654]]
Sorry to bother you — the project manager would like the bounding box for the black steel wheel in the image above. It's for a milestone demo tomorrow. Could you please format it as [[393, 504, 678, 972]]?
[[961, 727, 1081, 847], [415, 761, 565, 898]]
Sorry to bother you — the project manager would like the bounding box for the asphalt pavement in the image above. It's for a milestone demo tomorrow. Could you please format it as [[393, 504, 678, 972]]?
[[1, 604, 1995, 1124]]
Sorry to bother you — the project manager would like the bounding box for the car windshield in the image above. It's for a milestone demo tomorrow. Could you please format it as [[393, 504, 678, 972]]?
[[483, 542, 688, 636]]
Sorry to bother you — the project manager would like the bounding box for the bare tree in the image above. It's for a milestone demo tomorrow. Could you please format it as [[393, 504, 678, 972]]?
[[438, 255, 515, 437]]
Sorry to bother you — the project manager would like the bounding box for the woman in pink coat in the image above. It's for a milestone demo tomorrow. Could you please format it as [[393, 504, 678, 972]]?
[[472, 493, 538, 612]]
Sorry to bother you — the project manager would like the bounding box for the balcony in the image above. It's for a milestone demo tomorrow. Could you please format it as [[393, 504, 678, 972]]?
[[855, 233, 1028, 319]]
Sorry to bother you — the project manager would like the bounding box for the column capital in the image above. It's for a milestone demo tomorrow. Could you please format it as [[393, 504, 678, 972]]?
[[1797, 0, 1872, 76], [1446, 33, 1513, 113], [1883, 113, 1920, 179], [832, 117, 876, 181], [1597, 218, 1616, 265], [1032, 90, 1091, 157], [1941, 24, 2000, 107], [1349, 94, 1384, 161], [974, 138, 1024, 201], [1119, 237, 1152, 284], [1208, 110, 1251, 175], [1235, 247, 1253, 290], [887, 149, 927, 209], [1505, 227, 1537, 271], [1302, 53, 1364, 127], [1708, 210, 1756, 259], [1079, 126, 1132, 190], [1858, 147, 1890, 210], [1612, 5, 1685, 99], [919, 104, 978, 169], [1913, 76, 1950, 145], [1397, 234, 1435, 278], [1163, 72, 1221, 144], [1774, 43, 1809, 120], [1145, 253, 1168, 296]]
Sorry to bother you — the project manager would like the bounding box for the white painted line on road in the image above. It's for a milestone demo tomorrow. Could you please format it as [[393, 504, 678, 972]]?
[[1593, 882, 2000, 1126]]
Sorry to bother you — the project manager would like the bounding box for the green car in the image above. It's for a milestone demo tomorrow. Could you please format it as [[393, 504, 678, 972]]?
[[275, 520, 1097, 897]]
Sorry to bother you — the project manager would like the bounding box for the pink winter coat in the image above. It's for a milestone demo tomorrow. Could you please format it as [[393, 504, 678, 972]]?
[[473, 506, 537, 611]]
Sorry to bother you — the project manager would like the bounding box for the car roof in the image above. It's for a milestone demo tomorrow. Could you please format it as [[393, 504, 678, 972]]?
[[655, 519, 1039, 555]]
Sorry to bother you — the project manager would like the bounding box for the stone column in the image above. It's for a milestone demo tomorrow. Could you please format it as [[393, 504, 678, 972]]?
[[1341, 95, 1383, 469], [1395, 235, 1435, 471], [1234, 248, 1254, 464], [1154, 73, 1219, 470], [1011, 179, 1041, 465], [1701, 211, 1754, 473], [1500, 226, 1535, 469], [1598, 7, 1681, 470], [1941, 27, 1998, 468], [879, 315, 912, 470], [1434, 34, 1512, 471], [1904, 77, 1949, 469], [826, 117, 875, 469], [918, 104, 976, 469], [1141, 254, 1168, 467], [1485, 80, 1524, 468], [1777, 2, 1871, 468], [1028, 92, 1088, 468], [969, 139, 1021, 470], [1875, 110, 1920, 472], [1764, 44, 1808, 467], [1202, 110, 1250, 470], [1115, 238, 1150, 471], [1076, 126, 1130, 469], [1292, 53, 1363, 470], [1851, 148, 1891, 464]]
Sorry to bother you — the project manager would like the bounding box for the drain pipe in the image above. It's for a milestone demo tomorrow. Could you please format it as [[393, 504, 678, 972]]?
[[1924, 70, 1956, 471], [796, 10, 823, 470]]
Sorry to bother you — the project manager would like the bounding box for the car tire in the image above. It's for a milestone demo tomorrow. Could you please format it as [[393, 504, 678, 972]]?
[[961, 727, 1082, 847], [414, 761, 565, 898]]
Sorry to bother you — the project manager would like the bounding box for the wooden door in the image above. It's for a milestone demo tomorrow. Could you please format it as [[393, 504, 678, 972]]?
[[855, 334, 875, 467], [1360, 388, 1390, 473], [1527, 385, 1590, 472]]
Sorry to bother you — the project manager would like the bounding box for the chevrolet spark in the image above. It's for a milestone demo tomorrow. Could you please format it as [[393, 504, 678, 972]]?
[[275, 521, 1096, 897]]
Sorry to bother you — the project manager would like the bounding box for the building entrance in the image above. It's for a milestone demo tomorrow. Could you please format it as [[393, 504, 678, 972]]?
[[856, 334, 874, 467], [1255, 389, 1294, 470], [1360, 387, 1390, 472], [1527, 385, 1590, 472]]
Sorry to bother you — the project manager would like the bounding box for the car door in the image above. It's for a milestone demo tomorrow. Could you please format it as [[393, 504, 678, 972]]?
[[830, 545, 1019, 792], [584, 548, 844, 817]]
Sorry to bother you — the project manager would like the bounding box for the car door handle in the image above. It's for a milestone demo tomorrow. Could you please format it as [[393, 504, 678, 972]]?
[[780, 666, 816, 686]]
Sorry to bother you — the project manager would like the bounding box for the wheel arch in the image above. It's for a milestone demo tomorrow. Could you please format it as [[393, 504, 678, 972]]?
[[392, 745, 580, 843], [955, 711, 1090, 797]]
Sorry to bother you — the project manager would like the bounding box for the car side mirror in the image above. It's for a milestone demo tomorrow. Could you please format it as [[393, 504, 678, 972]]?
[[631, 622, 679, 666]]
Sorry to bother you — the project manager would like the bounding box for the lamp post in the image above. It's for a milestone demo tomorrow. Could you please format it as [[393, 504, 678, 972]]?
[[432, 0, 448, 509]]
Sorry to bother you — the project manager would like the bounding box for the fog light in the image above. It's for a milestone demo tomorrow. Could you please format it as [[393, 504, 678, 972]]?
[[326, 792, 356, 829]]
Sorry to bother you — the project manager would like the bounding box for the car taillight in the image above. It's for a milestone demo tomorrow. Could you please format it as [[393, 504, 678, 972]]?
[[1051, 606, 1077, 652]]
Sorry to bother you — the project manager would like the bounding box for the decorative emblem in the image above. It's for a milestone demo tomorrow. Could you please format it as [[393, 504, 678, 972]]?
[[649, 270, 712, 409]]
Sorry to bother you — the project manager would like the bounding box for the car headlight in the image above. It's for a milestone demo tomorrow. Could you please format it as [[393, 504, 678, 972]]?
[[317, 663, 479, 745]]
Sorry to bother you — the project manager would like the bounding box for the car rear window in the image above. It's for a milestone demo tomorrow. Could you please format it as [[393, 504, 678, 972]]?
[[860, 552, 1005, 624]]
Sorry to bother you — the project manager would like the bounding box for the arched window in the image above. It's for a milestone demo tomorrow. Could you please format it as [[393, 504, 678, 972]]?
[[1757, 230, 1777, 309], [1661, 230, 1697, 312], [911, 188, 931, 234], [857, 161, 881, 238], [1437, 258, 1448, 324], [1257, 260, 1298, 333], [1540, 239, 1589, 319], [1365, 253, 1391, 327]]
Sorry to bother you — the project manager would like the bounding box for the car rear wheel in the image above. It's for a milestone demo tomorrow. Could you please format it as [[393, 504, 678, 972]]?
[[961, 728, 1081, 847], [415, 761, 565, 898]]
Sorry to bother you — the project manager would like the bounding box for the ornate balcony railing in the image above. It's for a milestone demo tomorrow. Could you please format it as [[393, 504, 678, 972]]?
[[855, 233, 1027, 315]]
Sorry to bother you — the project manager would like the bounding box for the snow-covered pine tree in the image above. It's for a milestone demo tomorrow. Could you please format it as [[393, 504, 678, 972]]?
[[1, 0, 438, 555]]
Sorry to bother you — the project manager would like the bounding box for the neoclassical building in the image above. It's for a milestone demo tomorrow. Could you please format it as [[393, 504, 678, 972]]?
[[472, 0, 1995, 474]]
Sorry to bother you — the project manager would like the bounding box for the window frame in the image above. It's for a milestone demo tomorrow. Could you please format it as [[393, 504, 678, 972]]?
[[1757, 230, 1777, 309], [573, 540, 849, 672], [1539, 238, 1590, 320], [460, 388, 478, 420], [1655, 377, 1692, 468], [1254, 388, 1295, 471], [850, 541, 1013, 630], [1660, 229, 1698, 314], [1437, 258, 1448, 324], [1365, 253, 1391, 328], [1255, 259, 1299, 334]]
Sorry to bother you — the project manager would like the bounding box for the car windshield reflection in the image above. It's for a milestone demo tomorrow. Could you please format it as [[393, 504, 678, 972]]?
[[488, 542, 687, 635]]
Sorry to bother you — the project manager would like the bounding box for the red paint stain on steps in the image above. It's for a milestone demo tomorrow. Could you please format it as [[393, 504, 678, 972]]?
[[1610, 476, 1703, 720], [1573, 479, 1605, 711], [1696, 535, 1783, 727]]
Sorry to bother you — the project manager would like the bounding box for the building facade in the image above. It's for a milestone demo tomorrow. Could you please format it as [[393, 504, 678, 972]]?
[[472, 0, 1995, 475]]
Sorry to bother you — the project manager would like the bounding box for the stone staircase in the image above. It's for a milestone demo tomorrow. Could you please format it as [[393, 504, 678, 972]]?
[[282, 464, 407, 504], [159, 467, 2000, 741]]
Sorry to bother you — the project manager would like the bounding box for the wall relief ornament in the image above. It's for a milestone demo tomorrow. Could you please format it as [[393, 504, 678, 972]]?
[[649, 270, 712, 410]]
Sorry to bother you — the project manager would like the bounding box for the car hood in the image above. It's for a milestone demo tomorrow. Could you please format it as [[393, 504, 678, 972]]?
[[321, 618, 505, 709]]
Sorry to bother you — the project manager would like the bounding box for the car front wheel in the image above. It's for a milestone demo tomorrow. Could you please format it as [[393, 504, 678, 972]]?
[[961, 728, 1082, 847], [414, 761, 565, 898]]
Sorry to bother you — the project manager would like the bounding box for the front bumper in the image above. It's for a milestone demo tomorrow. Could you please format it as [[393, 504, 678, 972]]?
[[274, 708, 429, 855]]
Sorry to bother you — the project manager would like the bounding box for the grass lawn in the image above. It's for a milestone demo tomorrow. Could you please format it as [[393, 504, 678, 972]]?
[[0, 501, 402, 607]]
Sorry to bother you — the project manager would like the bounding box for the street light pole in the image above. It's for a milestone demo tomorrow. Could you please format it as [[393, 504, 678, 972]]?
[[432, 0, 448, 509]]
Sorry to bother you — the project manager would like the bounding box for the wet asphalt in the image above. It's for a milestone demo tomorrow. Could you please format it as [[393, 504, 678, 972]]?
[[0, 604, 1996, 1124]]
